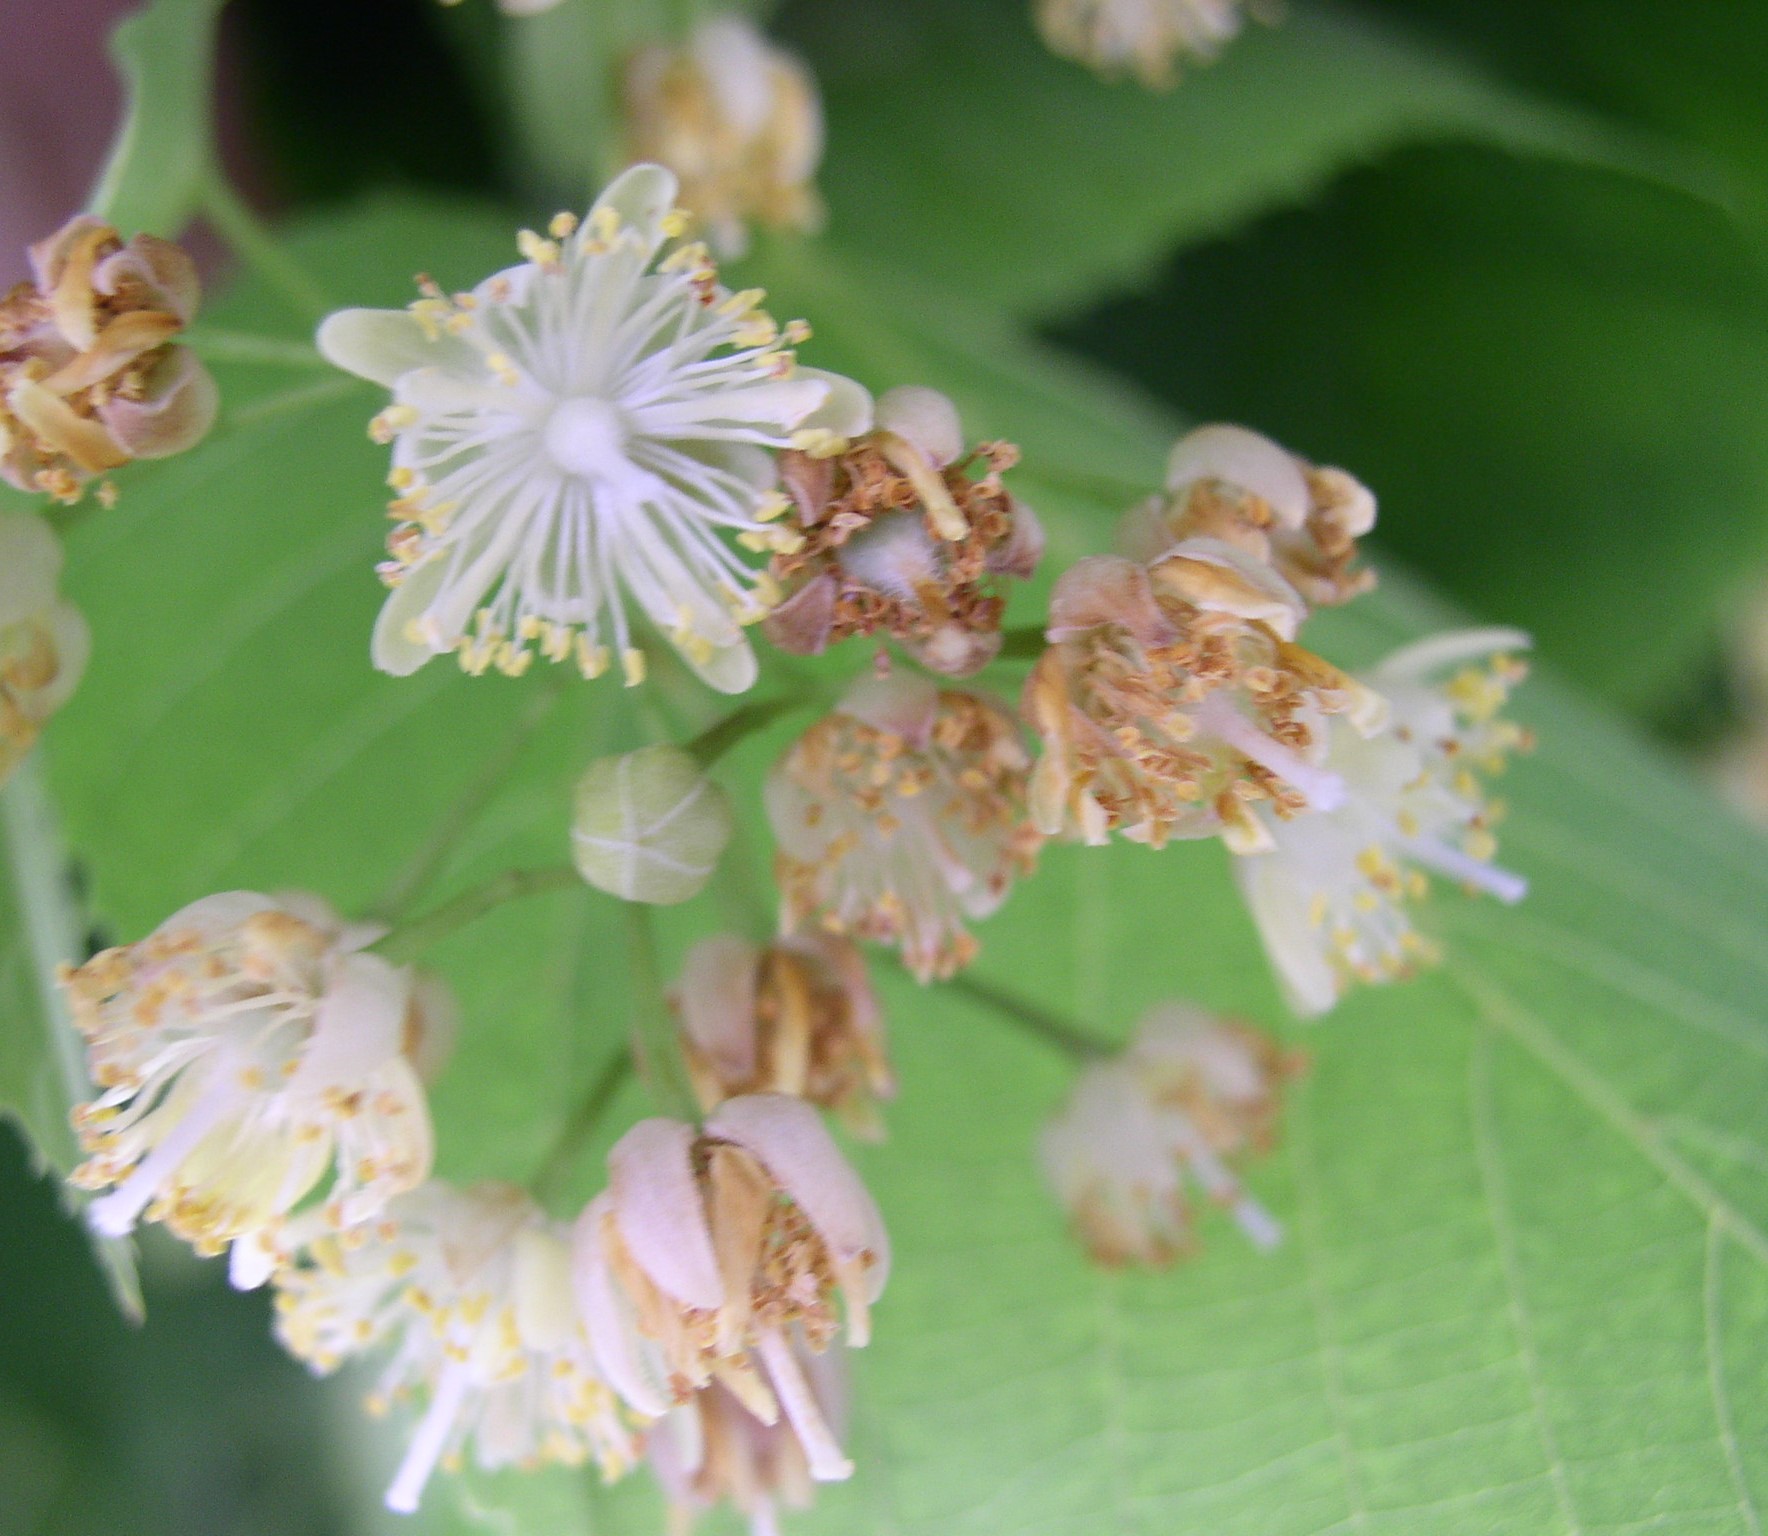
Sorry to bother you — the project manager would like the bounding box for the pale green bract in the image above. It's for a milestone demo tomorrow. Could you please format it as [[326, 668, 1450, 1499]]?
[[0, 197, 1757, 1535]]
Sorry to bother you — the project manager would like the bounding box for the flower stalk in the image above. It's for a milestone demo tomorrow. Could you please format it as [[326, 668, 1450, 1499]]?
[[947, 971, 1113, 1061], [373, 865, 579, 965], [623, 903, 700, 1120]]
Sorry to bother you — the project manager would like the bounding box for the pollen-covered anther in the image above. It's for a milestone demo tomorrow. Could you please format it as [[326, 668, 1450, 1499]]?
[[273, 1181, 635, 1515], [1042, 1003, 1302, 1265], [59, 890, 439, 1282], [0, 215, 217, 503], [1232, 628, 1534, 1016], [571, 1094, 886, 1486], [763, 386, 1043, 678], [673, 932, 895, 1137], [620, 16, 826, 257], [767, 673, 1042, 982], [1023, 550, 1377, 851], [319, 163, 871, 694], [1120, 424, 1377, 612]]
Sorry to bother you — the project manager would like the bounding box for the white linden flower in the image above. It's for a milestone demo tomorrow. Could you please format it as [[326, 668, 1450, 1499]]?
[[62, 893, 434, 1284], [1234, 628, 1534, 1016], [1036, 0, 1249, 87], [1041, 1003, 1296, 1265], [273, 1180, 635, 1513], [317, 163, 872, 694]]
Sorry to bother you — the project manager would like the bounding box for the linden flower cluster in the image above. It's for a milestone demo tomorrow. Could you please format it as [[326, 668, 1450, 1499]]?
[[1036, 0, 1252, 87], [0, 214, 215, 504], [621, 15, 826, 256]]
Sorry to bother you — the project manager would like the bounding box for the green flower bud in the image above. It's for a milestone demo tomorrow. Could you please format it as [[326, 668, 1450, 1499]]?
[[571, 744, 733, 905]]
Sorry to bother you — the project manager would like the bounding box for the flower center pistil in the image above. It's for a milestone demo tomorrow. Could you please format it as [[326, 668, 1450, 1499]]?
[[542, 397, 629, 480]]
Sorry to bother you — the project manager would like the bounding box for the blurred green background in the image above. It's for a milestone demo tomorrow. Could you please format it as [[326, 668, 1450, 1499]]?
[[3, 0, 1767, 1531]]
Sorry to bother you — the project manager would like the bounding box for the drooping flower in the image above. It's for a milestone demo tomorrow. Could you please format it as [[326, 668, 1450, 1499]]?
[[572, 1093, 887, 1488], [647, 1334, 848, 1536], [767, 673, 1043, 982], [764, 385, 1043, 677], [62, 892, 433, 1282], [1023, 551, 1384, 852], [273, 1180, 636, 1513], [673, 931, 894, 1136], [621, 15, 825, 255], [1233, 628, 1533, 1015], [0, 510, 89, 786], [1035, 0, 1250, 88], [0, 215, 216, 503], [317, 163, 871, 693], [1119, 424, 1376, 610], [1040, 1002, 1299, 1265]]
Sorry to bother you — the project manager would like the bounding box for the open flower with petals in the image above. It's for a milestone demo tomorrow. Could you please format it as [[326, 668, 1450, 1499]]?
[[648, 1334, 848, 1536], [0, 511, 89, 785], [1036, 0, 1250, 87], [318, 163, 870, 692], [1023, 551, 1384, 852], [62, 892, 433, 1281], [673, 931, 894, 1136], [768, 673, 1043, 982], [273, 1180, 635, 1513], [1234, 628, 1533, 1015], [1041, 1002, 1299, 1265], [1119, 424, 1376, 610], [1, 215, 215, 503], [572, 1094, 887, 1487], [764, 385, 1043, 676], [622, 15, 824, 255]]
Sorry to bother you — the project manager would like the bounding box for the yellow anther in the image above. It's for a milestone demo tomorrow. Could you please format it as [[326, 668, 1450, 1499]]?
[[660, 208, 692, 238], [387, 466, 415, 491], [576, 636, 611, 679], [718, 288, 767, 318], [791, 427, 849, 459], [548, 211, 579, 240], [621, 647, 647, 687]]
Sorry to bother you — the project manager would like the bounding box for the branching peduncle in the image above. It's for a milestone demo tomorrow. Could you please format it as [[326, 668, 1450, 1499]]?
[[947, 971, 1114, 1061], [373, 865, 578, 965], [624, 904, 700, 1121], [529, 1047, 635, 1205], [372, 679, 568, 925], [685, 694, 808, 767], [201, 173, 332, 325]]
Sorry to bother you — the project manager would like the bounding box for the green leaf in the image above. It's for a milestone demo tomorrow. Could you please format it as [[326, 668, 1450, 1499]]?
[[0, 762, 143, 1321], [88, 0, 226, 236], [781, 0, 1735, 318], [42, 196, 1768, 1534]]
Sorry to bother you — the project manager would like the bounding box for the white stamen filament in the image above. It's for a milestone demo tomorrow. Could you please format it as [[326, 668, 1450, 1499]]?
[[756, 1330, 851, 1482], [1399, 834, 1528, 904], [87, 1066, 238, 1238], [385, 1359, 472, 1513], [1195, 694, 1345, 812]]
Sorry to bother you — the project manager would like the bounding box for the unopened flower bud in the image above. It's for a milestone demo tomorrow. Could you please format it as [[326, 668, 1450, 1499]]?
[[1041, 1003, 1301, 1265], [572, 743, 734, 905], [1119, 424, 1376, 610], [1, 215, 216, 503], [621, 16, 824, 255], [673, 931, 894, 1136], [0, 511, 89, 785], [764, 387, 1041, 677]]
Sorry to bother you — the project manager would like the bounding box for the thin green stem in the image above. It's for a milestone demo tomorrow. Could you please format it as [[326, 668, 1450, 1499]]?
[[184, 327, 330, 368], [995, 625, 1048, 662], [201, 175, 331, 324], [371, 679, 568, 924], [685, 694, 808, 768], [625, 904, 700, 1120], [1017, 460, 1155, 509], [530, 1047, 635, 1204], [373, 865, 578, 965], [947, 971, 1113, 1061]]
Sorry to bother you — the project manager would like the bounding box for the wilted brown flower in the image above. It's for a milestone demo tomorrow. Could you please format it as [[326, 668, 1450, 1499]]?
[[1023, 549, 1384, 852], [1119, 424, 1376, 611], [0, 215, 216, 503], [767, 673, 1043, 982], [763, 385, 1042, 677], [673, 932, 894, 1136]]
